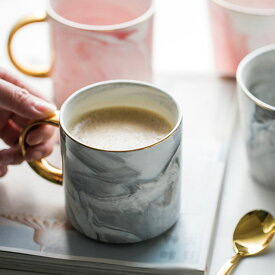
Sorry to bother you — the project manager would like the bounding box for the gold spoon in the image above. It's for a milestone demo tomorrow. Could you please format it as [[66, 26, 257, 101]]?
[[216, 210, 275, 275]]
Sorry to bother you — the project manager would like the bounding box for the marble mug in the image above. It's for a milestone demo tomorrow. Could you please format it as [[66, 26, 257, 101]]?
[[209, 0, 275, 78], [7, 0, 154, 107], [237, 44, 275, 188], [19, 80, 182, 243]]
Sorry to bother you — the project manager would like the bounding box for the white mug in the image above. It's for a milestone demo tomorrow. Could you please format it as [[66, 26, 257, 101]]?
[[237, 44, 275, 188], [20, 80, 182, 243], [209, 0, 275, 77], [8, 0, 154, 107]]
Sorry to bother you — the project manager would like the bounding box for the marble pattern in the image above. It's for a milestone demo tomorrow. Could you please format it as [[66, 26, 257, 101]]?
[[240, 91, 275, 188], [209, 0, 275, 77], [238, 47, 275, 188], [49, 1, 153, 107], [61, 127, 181, 243]]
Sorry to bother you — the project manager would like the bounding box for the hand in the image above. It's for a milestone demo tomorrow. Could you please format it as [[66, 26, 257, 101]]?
[[0, 68, 56, 177]]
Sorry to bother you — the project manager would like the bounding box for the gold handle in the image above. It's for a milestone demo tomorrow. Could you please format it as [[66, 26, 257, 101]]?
[[7, 11, 51, 77], [19, 111, 62, 184], [216, 253, 243, 275]]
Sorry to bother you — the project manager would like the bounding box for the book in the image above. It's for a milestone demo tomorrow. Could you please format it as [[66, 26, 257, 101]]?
[[0, 75, 237, 274]]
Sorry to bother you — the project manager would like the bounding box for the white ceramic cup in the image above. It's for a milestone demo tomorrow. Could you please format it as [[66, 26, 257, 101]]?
[[20, 80, 182, 243], [8, 0, 154, 107], [209, 0, 275, 77], [237, 44, 275, 188]]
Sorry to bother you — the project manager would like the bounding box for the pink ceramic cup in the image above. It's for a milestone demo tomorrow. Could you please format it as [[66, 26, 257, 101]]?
[[208, 0, 275, 78], [7, 0, 154, 107]]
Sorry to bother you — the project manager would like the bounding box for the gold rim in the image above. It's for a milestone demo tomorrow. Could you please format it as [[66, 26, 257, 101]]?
[[61, 120, 182, 153], [60, 80, 182, 153], [237, 44, 275, 111]]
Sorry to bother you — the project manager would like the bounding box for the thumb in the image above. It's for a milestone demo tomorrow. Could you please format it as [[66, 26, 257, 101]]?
[[0, 79, 56, 119]]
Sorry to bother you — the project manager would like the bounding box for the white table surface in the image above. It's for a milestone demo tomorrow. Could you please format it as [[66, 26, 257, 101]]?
[[1, 1, 275, 275], [209, 122, 275, 275]]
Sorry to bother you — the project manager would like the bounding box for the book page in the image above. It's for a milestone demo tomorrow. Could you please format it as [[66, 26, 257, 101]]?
[[0, 75, 236, 274]]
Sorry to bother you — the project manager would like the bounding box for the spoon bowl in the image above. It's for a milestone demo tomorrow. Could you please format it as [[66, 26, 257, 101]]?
[[216, 210, 275, 275]]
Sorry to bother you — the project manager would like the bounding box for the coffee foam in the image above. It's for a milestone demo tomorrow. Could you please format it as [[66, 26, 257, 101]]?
[[70, 106, 172, 151]]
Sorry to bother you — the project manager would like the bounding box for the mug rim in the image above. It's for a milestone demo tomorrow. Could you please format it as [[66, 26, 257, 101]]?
[[47, 0, 155, 31], [236, 44, 275, 111], [59, 80, 182, 153], [210, 0, 275, 16]]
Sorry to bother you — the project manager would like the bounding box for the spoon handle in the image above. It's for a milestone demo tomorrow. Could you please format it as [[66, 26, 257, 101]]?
[[216, 253, 243, 275]]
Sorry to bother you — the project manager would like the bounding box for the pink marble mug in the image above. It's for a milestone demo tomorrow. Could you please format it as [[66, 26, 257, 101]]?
[[208, 0, 275, 78], [7, 0, 154, 107]]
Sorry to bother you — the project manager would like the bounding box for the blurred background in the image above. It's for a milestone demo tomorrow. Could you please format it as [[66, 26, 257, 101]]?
[[0, 0, 214, 92]]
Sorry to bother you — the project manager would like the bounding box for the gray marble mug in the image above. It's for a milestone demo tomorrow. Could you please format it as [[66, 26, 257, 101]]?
[[237, 44, 275, 188], [20, 80, 182, 243]]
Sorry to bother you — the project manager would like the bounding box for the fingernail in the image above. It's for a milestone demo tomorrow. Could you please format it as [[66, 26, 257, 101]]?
[[34, 100, 56, 115], [27, 151, 43, 161], [26, 136, 43, 146]]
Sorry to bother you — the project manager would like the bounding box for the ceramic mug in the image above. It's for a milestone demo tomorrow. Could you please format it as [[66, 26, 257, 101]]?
[[19, 80, 182, 243], [237, 44, 275, 188], [209, 0, 275, 77], [8, 0, 154, 107]]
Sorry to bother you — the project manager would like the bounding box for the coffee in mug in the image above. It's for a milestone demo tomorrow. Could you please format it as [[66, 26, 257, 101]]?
[[70, 106, 172, 151]]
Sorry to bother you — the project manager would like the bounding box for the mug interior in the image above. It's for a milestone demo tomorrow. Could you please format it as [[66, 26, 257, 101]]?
[[60, 80, 181, 151], [49, 0, 153, 29], [211, 0, 275, 15], [237, 46, 275, 110]]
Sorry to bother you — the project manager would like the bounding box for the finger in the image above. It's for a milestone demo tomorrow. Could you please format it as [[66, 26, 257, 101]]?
[[0, 108, 12, 131], [0, 120, 21, 146], [0, 67, 45, 99], [25, 135, 55, 161], [10, 113, 30, 128], [26, 125, 55, 146], [0, 146, 24, 165], [0, 165, 8, 177], [0, 79, 56, 119], [0, 135, 55, 165]]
